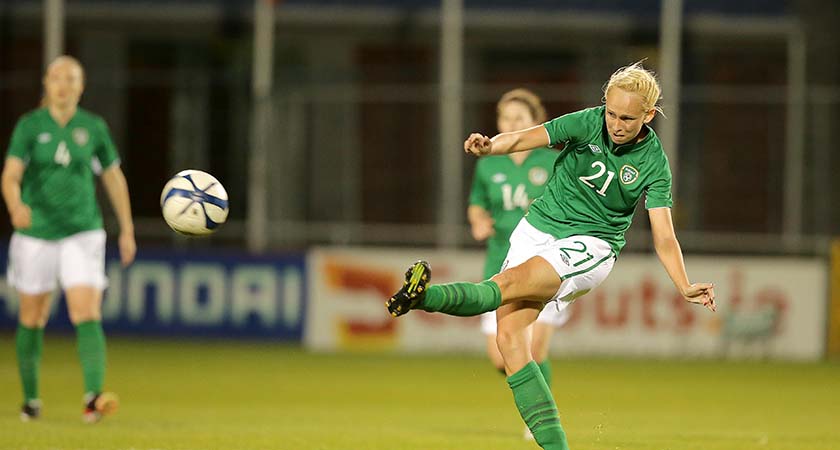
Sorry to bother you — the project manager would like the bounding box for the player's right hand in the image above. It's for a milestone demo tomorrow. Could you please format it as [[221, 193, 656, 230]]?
[[119, 231, 137, 267], [10, 203, 31, 229], [464, 133, 492, 156], [470, 217, 495, 241]]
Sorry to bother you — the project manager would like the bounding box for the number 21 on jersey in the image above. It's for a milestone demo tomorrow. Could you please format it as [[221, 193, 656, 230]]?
[[578, 161, 614, 196]]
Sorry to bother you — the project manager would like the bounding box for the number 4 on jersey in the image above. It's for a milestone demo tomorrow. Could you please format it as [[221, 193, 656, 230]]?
[[54, 141, 71, 167]]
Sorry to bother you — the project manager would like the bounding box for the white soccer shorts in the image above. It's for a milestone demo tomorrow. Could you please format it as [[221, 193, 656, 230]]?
[[7, 229, 107, 295], [499, 218, 615, 312]]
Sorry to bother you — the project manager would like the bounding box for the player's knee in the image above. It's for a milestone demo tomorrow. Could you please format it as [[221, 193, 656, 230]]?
[[68, 305, 101, 324], [18, 310, 41, 328], [495, 327, 525, 356], [491, 268, 521, 299], [18, 302, 47, 328]]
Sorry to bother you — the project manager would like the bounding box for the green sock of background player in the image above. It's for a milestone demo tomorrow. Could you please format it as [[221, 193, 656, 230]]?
[[16, 325, 44, 403], [76, 321, 107, 395], [538, 359, 553, 388], [418, 280, 501, 316]]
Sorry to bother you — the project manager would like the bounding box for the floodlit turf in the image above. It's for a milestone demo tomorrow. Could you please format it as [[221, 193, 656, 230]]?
[[0, 335, 839, 450]]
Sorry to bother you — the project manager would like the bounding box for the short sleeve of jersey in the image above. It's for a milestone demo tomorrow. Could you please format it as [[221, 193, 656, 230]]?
[[93, 117, 120, 169], [468, 160, 489, 209], [6, 116, 33, 162], [645, 152, 674, 209], [542, 108, 598, 147]]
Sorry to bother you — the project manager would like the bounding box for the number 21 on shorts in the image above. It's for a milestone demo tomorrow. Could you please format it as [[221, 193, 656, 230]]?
[[557, 241, 594, 267]]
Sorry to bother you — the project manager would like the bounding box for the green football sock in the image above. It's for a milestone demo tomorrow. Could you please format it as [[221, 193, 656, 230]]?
[[76, 321, 106, 395], [418, 280, 501, 316], [507, 361, 569, 450], [16, 325, 44, 402], [538, 359, 553, 388]]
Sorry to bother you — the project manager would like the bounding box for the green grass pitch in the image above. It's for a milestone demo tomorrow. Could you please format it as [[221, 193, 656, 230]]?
[[0, 335, 838, 450]]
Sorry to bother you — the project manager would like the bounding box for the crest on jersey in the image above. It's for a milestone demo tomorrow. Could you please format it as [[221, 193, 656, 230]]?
[[492, 173, 507, 183], [588, 144, 602, 154], [37, 132, 52, 144], [620, 164, 639, 184], [72, 128, 89, 146], [528, 167, 549, 186]]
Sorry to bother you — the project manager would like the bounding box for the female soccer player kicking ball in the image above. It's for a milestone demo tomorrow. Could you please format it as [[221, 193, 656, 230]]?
[[2, 55, 136, 423], [387, 62, 715, 450]]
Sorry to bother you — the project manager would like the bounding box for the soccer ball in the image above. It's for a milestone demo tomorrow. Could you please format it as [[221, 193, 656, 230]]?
[[160, 169, 229, 236]]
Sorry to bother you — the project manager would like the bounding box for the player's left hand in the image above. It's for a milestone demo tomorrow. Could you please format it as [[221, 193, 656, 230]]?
[[119, 231, 136, 267], [682, 283, 715, 312]]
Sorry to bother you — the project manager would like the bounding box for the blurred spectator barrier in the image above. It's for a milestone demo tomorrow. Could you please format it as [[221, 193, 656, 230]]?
[[306, 247, 827, 360], [0, 248, 306, 339]]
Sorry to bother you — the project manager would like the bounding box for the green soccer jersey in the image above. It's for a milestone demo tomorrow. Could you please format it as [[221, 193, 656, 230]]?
[[6, 107, 120, 240], [469, 148, 558, 279], [526, 106, 673, 256]]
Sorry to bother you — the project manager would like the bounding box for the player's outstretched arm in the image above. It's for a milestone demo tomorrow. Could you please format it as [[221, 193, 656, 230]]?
[[464, 125, 549, 156], [101, 165, 136, 267], [648, 207, 716, 312]]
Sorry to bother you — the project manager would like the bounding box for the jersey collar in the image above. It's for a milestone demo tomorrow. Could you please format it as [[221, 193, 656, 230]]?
[[41, 107, 80, 129]]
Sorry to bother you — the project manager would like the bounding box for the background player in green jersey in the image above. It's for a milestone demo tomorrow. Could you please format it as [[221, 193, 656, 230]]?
[[2, 56, 136, 423], [468, 88, 568, 439], [387, 62, 716, 450]]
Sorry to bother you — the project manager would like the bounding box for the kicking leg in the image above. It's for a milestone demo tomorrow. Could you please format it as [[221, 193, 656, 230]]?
[[387, 260, 502, 317], [387, 256, 561, 317]]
